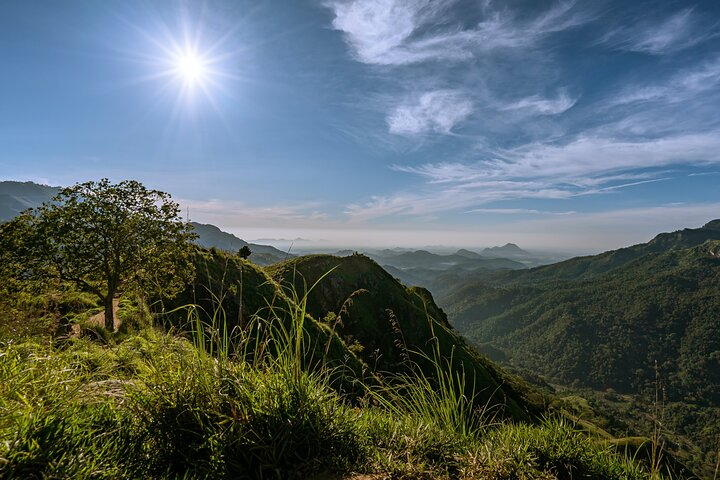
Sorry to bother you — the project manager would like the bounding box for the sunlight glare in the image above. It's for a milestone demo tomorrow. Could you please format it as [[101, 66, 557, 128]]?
[[174, 50, 208, 86]]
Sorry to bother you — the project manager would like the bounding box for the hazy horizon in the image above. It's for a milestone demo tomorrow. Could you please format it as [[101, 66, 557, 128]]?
[[2, 1, 719, 251]]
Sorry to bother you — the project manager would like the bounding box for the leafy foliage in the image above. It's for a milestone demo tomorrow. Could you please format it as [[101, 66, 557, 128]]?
[[0, 179, 196, 330]]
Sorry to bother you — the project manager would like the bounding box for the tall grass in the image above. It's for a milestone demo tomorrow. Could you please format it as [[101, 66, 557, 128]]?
[[0, 271, 680, 479], [367, 327, 493, 439]]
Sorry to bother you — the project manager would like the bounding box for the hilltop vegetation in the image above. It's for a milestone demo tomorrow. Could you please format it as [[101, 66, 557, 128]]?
[[268, 253, 545, 420]]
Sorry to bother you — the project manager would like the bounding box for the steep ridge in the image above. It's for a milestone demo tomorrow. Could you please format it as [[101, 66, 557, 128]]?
[[267, 253, 547, 421]]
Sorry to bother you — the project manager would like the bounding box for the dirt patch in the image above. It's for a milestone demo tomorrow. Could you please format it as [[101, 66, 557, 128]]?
[[86, 298, 121, 331]]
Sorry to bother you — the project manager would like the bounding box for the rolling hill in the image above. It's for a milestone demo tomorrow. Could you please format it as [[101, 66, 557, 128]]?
[[266, 253, 548, 420]]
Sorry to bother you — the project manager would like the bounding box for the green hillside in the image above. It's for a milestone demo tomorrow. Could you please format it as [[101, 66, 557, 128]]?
[[267, 253, 548, 421], [442, 222, 720, 476], [159, 248, 372, 394]]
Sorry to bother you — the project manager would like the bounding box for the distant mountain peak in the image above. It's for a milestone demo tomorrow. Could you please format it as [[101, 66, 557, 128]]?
[[455, 248, 482, 258], [482, 243, 527, 256], [703, 219, 720, 231]]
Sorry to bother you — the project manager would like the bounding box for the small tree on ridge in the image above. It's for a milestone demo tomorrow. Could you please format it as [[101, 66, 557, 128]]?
[[0, 179, 196, 331]]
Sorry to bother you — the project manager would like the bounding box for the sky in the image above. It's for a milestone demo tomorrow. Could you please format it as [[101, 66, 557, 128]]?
[[2, 0, 720, 252]]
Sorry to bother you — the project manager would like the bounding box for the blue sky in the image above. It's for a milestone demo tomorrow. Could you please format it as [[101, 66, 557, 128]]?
[[2, 0, 720, 251]]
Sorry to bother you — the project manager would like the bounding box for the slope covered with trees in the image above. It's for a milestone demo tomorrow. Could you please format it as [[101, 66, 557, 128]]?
[[442, 221, 720, 475]]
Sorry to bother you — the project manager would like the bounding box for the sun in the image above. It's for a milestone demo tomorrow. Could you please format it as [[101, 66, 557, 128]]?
[[173, 50, 209, 87], [123, 12, 243, 115]]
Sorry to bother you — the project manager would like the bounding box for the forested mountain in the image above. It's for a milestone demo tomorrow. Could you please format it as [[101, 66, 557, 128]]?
[[440, 220, 720, 475], [161, 249, 546, 420]]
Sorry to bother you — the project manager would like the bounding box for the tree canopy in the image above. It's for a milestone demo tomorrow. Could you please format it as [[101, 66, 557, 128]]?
[[238, 245, 251, 259], [0, 179, 196, 330]]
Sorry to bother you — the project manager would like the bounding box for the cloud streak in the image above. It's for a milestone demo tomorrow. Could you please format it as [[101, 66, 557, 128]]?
[[387, 90, 473, 135], [500, 89, 578, 115], [181, 198, 331, 228], [609, 57, 720, 107], [346, 131, 720, 220], [465, 208, 576, 215], [325, 0, 589, 66], [599, 8, 717, 55]]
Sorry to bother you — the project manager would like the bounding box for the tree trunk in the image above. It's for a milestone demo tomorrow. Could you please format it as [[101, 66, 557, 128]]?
[[104, 295, 115, 331]]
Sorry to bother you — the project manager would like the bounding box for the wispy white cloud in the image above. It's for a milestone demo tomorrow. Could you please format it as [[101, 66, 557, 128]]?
[[345, 181, 574, 221], [387, 89, 473, 135], [325, 0, 589, 66], [347, 131, 720, 220], [599, 8, 717, 55], [395, 131, 720, 184], [324, 0, 594, 145], [500, 89, 577, 115], [465, 208, 576, 215], [488, 132, 720, 180], [575, 178, 671, 196], [610, 57, 720, 106]]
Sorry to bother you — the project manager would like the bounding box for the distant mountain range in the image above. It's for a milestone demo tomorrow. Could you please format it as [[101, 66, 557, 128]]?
[[0, 181, 290, 266], [367, 248, 526, 271]]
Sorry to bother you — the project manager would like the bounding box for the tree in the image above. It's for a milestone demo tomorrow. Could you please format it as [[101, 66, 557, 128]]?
[[0, 179, 196, 331], [238, 245, 251, 259]]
